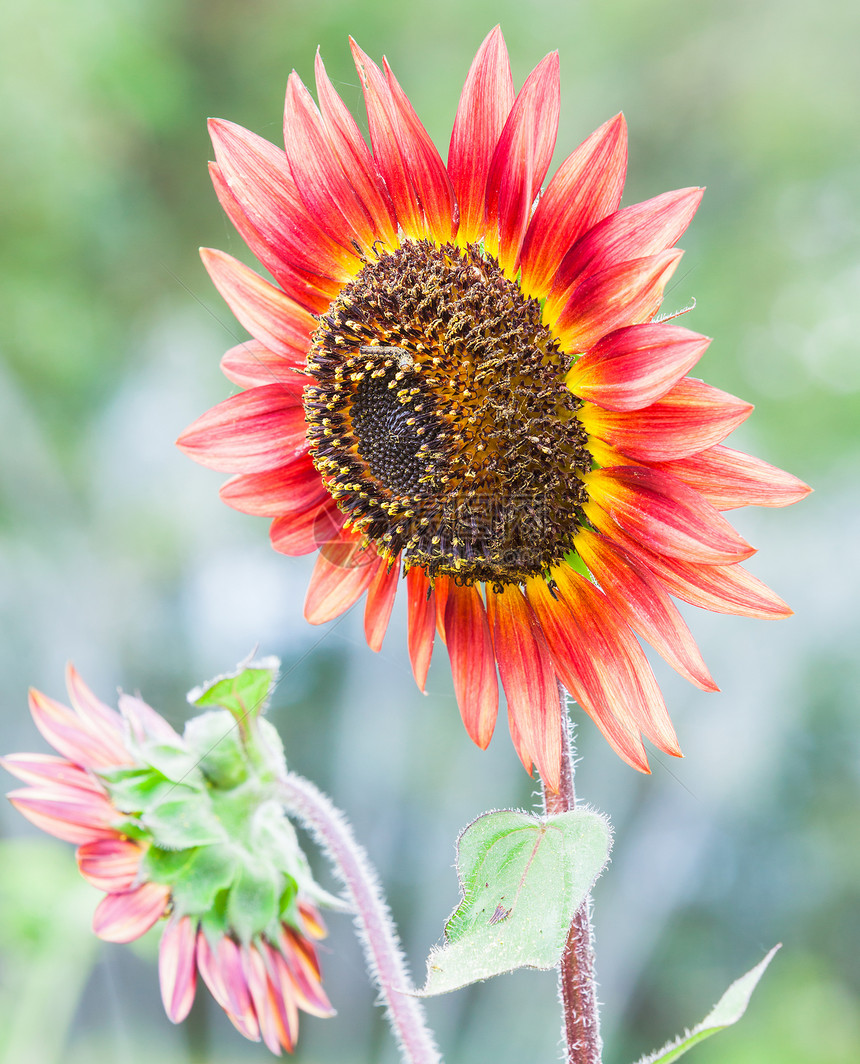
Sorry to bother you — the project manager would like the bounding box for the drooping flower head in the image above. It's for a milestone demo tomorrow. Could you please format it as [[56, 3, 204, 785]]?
[[178, 28, 810, 790], [2, 661, 335, 1055]]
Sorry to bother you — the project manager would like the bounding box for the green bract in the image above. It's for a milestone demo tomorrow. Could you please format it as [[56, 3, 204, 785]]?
[[99, 659, 322, 944]]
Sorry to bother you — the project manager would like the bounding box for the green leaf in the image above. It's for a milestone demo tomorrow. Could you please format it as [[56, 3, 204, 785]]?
[[419, 808, 611, 996], [188, 655, 279, 723], [633, 945, 781, 1064]]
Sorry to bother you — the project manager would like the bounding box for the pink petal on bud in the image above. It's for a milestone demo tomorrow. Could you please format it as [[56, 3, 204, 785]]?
[[8, 786, 118, 844], [76, 836, 143, 892], [1, 753, 103, 793], [92, 881, 170, 943], [65, 666, 128, 758], [261, 942, 302, 1048], [241, 942, 290, 1055], [297, 900, 328, 940], [159, 915, 199, 1024], [117, 693, 182, 746], [278, 927, 335, 1017], [27, 688, 130, 770], [197, 932, 260, 1041]]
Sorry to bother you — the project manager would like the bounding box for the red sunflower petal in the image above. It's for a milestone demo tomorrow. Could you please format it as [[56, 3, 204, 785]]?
[[284, 71, 381, 254], [553, 249, 683, 354], [566, 323, 711, 411], [434, 577, 450, 642], [548, 187, 703, 313], [383, 58, 457, 243], [200, 249, 317, 362], [440, 579, 498, 749], [208, 118, 359, 280], [554, 566, 681, 757], [315, 50, 399, 248], [653, 445, 813, 510], [483, 51, 560, 276], [350, 39, 456, 242], [613, 526, 792, 618], [364, 554, 401, 652], [579, 378, 754, 462], [209, 162, 339, 315], [304, 532, 379, 623], [270, 498, 344, 557], [520, 113, 627, 298], [576, 528, 717, 691], [526, 576, 650, 772], [448, 25, 515, 244], [485, 584, 561, 791], [220, 339, 309, 390], [406, 567, 436, 692], [177, 384, 309, 474], [584, 465, 755, 565], [220, 455, 327, 517]]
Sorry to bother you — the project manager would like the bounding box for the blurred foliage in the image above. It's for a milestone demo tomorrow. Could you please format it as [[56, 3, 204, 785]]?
[[1, 0, 859, 1062]]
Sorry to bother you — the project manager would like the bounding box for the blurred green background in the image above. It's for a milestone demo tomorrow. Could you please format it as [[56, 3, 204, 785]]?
[[1, 0, 858, 1061]]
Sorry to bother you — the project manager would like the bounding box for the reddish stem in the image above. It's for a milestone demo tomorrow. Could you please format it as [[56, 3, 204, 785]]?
[[542, 687, 603, 1064], [278, 773, 442, 1064]]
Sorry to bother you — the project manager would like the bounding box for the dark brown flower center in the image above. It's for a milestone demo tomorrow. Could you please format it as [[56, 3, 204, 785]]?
[[304, 240, 591, 585]]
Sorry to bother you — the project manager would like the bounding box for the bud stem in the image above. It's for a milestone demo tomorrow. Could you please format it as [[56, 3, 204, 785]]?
[[542, 686, 603, 1064], [277, 773, 442, 1064]]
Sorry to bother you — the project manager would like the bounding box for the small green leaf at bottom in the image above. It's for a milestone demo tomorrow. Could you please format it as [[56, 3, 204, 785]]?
[[633, 944, 781, 1064], [419, 808, 611, 996]]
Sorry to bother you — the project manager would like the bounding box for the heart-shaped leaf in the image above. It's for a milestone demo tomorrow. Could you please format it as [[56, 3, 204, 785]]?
[[419, 808, 611, 995]]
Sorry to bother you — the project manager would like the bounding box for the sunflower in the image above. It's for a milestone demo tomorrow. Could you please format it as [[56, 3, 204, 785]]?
[[178, 28, 810, 790]]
